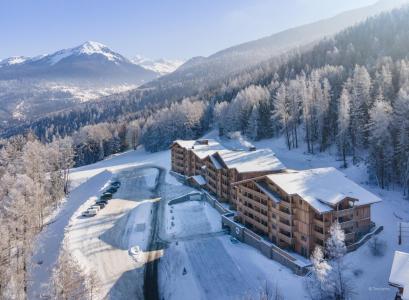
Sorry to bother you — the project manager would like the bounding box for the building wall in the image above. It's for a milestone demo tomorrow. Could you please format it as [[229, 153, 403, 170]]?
[[235, 178, 375, 258]]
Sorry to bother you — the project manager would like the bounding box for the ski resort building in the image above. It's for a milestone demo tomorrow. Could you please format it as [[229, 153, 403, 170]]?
[[171, 139, 286, 208], [171, 139, 381, 258], [389, 251, 409, 300], [233, 168, 381, 257]]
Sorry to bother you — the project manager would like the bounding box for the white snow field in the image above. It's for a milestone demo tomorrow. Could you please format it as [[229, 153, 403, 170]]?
[[30, 132, 409, 300]]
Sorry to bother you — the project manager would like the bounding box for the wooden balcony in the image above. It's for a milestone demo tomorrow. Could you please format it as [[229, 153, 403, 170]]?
[[339, 219, 355, 229], [335, 207, 355, 217], [242, 205, 268, 223], [277, 209, 293, 221], [238, 194, 268, 210], [278, 232, 293, 245], [243, 215, 269, 233], [278, 219, 292, 232], [239, 185, 269, 202], [313, 230, 325, 241]]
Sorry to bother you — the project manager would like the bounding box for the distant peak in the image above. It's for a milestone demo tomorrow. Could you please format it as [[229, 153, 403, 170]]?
[[77, 41, 110, 54]]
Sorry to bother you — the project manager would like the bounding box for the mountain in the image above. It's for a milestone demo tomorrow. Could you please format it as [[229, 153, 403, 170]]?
[[131, 55, 184, 75], [0, 41, 159, 85], [141, 0, 408, 94]]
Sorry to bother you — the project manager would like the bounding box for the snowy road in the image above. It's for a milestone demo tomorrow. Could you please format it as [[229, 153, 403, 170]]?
[[65, 166, 164, 299]]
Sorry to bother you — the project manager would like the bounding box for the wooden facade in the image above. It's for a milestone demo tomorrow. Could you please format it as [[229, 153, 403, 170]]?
[[171, 140, 377, 258], [234, 176, 373, 257]]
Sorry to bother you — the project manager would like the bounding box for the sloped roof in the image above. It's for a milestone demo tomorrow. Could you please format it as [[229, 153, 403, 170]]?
[[266, 167, 382, 213], [389, 251, 409, 300], [217, 149, 286, 174], [173, 139, 226, 159], [191, 175, 207, 186], [173, 140, 196, 149]]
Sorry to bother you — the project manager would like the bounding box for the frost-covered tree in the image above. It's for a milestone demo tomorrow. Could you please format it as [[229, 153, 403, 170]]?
[[368, 94, 394, 189], [246, 105, 260, 141], [350, 65, 371, 158], [394, 88, 409, 196], [337, 87, 351, 168], [273, 84, 291, 149], [326, 222, 353, 300], [213, 101, 229, 136], [305, 246, 332, 300]]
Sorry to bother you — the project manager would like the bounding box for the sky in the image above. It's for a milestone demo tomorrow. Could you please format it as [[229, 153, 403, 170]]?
[[0, 0, 379, 60]]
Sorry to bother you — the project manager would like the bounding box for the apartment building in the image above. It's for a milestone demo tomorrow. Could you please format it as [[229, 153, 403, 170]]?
[[202, 149, 285, 207], [233, 168, 381, 257], [171, 139, 225, 176], [171, 139, 286, 208]]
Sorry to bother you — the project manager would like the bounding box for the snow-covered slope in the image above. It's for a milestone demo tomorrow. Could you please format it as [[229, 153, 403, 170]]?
[[0, 41, 159, 84], [132, 55, 184, 75], [143, 0, 407, 92], [0, 56, 29, 67]]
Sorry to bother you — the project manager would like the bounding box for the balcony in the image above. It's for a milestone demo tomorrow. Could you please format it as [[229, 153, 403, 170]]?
[[278, 231, 293, 245], [243, 204, 268, 223], [243, 215, 268, 233], [336, 207, 355, 217], [313, 230, 325, 241], [338, 217, 355, 229], [277, 208, 292, 221], [278, 219, 292, 232]]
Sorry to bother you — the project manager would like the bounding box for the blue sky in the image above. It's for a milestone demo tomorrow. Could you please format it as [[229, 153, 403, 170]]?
[[0, 0, 378, 60]]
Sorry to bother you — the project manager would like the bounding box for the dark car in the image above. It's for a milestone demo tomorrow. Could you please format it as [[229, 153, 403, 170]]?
[[106, 187, 118, 194], [95, 202, 106, 209], [111, 181, 121, 187], [96, 199, 108, 205], [100, 193, 112, 200]]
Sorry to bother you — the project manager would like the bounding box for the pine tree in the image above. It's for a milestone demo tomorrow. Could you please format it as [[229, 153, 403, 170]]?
[[368, 93, 394, 189], [246, 105, 260, 141], [337, 88, 351, 168]]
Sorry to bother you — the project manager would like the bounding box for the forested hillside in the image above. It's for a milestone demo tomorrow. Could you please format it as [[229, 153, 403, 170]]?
[[2, 6, 409, 194]]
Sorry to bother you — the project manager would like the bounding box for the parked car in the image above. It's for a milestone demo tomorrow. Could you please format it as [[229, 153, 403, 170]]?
[[96, 199, 108, 205], [90, 205, 101, 211], [111, 181, 121, 187], [100, 193, 112, 200], [82, 209, 97, 217], [106, 187, 118, 194], [95, 202, 106, 209]]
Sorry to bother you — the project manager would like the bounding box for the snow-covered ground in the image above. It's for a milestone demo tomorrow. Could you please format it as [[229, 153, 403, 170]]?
[[208, 131, 409, 299], [30, 132, 409, 300]]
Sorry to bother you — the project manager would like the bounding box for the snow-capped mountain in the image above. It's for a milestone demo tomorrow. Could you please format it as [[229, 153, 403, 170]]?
[[0, 41, 159, 85], [131, 55, 184, 75], [0, 56, 29, 67]]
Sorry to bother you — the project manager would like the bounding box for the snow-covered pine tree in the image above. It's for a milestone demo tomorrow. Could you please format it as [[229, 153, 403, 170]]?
[[245, 105, 260, 141], [350, 65, 371, 160], [273, 84, 291, 149], [394, 88, 409, 196], [368, 92, 394, 189], [337, 87, 351, 168]]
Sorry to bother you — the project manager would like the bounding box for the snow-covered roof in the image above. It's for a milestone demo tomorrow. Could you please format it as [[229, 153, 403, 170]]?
[[209, 155, 223, 170], [389, 251, 409, 299], [265, 167, 382, 213], [255, 181, 282, 203], [191, 140, 225, 159], [191, 175, 207, 186], [216, 149, 286, 174], [173, 139, 226, 159], [173, 140, 196, 149]]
